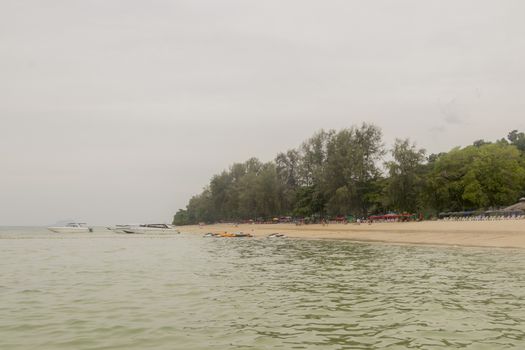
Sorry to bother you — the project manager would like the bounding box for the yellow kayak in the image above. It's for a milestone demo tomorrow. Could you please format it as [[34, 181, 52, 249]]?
[[218, 232, 253, 238]]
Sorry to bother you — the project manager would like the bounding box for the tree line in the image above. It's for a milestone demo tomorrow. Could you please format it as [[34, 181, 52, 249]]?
[[173, 124, 525, 225]]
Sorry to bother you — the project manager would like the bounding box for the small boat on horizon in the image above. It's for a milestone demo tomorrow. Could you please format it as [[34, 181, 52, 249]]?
[[47, 223, 93, 233]]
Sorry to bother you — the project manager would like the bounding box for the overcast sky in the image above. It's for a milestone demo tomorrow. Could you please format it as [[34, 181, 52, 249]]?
[[1, 0, 524, 225]]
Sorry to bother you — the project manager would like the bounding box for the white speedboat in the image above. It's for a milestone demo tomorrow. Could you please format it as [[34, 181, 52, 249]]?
[[268, 233, 286, 238], [47, 223, 93, 233], [107, 224, 136, 234], [121, 224, 179, 234]]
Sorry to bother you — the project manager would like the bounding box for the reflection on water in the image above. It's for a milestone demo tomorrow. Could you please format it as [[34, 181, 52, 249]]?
[[1, 227, 524, 349]]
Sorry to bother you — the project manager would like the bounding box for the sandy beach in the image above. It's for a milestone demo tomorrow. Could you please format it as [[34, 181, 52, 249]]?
[[181, 220, 525, 248]]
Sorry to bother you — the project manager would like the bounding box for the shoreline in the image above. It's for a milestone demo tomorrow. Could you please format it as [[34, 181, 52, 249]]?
[[180, 220, 525, 249]]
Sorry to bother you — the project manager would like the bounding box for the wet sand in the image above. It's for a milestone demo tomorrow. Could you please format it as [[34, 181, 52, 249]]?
[[181, 220, 525, 248]]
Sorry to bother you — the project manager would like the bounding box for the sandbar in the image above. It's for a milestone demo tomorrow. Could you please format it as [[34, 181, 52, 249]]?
[[180, 220, 525, 249]]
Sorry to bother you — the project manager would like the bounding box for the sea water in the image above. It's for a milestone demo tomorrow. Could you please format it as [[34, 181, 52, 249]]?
[[1, 227, 524, 349]]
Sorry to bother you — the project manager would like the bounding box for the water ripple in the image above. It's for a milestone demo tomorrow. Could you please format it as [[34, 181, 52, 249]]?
[[0, 229, 524, 349]]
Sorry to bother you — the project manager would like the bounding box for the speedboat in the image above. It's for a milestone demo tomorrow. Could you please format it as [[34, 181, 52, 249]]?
[[203, 232, 220, 237], [268, 233, 286, 238], [47, 223, 93, 233], [121, 224, 179, 234], [107, 224, 136, 234]]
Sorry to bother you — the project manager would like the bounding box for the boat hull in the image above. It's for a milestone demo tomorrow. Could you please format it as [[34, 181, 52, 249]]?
[[47, 227, 91, 234], [108, 226, 134, 234], [122, 228, 179, 234]]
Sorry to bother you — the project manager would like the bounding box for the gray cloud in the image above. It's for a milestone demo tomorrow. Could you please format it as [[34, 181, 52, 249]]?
[[1, 0, 525, 225], [429, 125, 447, 134], [439, 98, 466, 125]]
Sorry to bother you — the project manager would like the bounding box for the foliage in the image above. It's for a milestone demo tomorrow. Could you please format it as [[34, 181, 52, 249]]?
[[173, 126, 525, 225], [508, 130, 525, 153], [384, 139, 426, 213], [423, 143, 525, 212]]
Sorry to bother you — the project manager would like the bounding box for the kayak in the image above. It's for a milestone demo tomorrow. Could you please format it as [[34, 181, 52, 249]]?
[[218, 232, 253, 238]]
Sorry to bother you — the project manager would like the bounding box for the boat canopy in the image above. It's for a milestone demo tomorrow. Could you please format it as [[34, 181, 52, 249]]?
[[66, 223, 87, 227], [140, 224, 170, 228]]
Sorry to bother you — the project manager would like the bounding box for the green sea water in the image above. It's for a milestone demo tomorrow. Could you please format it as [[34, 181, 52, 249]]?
[[1, 227, 524, 349]]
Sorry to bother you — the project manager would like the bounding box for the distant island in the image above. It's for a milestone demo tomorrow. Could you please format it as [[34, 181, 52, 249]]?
[[174, 123, 525, 226]]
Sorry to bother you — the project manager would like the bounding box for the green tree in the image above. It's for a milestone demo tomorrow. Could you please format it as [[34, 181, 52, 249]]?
[[254, 163, 282, 218], [172, 209, 189, 225], [185, 189, 214, 223], [462, 143, 525, 207], [275, 149, 300, 214], [293, 185, 326, 218], [424, 143, 525, 212], [508, 130, 525, 153], [297, 130, 333, 187], [384, 139, 426, 213], [324, 123, 384, 216]]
